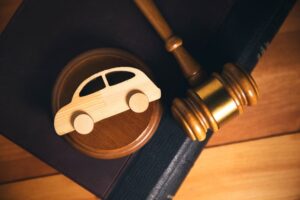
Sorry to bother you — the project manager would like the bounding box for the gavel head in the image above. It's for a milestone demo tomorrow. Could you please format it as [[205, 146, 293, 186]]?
[[171, 63, 258, 141]]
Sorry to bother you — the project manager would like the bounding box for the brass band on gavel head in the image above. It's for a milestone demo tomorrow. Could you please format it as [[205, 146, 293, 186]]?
[[172, 63, 259, 141]]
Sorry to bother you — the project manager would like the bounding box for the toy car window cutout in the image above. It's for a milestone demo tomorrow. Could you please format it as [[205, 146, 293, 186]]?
[[79, 76, 106, 97], [106, 71, 135, 86]]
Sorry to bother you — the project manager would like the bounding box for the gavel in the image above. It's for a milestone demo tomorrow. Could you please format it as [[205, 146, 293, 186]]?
[[134, 0, 259, 141]]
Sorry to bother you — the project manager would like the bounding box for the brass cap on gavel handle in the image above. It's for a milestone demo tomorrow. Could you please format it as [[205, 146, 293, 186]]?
[[172, 63, 259, 141]]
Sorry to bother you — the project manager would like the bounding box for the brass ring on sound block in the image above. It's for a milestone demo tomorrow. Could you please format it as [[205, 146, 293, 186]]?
[[52, 48, 162, 159], [172, 63, 258, 141]]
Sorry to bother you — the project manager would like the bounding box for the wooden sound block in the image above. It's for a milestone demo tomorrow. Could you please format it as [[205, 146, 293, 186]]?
[[52, 48, 162, 159]]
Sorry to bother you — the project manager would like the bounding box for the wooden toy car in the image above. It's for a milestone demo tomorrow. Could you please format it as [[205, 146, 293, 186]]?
[[54, 66, 161, 136]]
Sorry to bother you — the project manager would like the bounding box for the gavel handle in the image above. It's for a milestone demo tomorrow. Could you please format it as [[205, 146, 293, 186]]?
[[134, 0, 206, 86]]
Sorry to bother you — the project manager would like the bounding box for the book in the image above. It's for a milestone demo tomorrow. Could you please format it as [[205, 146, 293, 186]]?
[[0, 0, 295, 199]]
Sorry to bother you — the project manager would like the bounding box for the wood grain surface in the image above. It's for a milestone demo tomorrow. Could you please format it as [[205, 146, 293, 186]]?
[[0, 0, 299, 200], [175, 133, 300, 200], [0, 174, 98, 200], [0, 135, 57, 184]]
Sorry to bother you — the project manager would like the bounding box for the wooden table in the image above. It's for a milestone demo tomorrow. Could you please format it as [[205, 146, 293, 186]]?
[[0, 1, 299, 199]]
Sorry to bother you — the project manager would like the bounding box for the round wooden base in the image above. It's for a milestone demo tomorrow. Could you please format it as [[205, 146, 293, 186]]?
[[52, 48, 162, 159]]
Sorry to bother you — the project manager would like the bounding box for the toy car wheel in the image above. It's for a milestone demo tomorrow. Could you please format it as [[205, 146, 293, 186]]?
[[128, 92, 149, 113], [73, 113, 94, 135]]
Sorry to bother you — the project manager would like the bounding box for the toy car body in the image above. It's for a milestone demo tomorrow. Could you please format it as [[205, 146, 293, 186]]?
[[54, 66, 161, 136]]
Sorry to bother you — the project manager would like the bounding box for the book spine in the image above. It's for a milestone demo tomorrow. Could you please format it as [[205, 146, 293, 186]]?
[[107, 113, 212, 200]]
